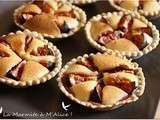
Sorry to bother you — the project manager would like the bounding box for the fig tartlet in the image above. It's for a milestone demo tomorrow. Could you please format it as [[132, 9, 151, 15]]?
[[85, 12, 159, 58], [14, 0, 86, 39], [0, 30, 62, 87], [109, 0, 160, 16], [57, 52, 145, 110]]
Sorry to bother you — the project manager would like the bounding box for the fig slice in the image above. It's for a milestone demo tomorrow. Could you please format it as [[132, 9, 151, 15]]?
[[132, 32, 152, 49], [68, 74, 97, 86], [0, 49, 10, 57], [118, 15, 133, 33], [103, 72, 137, 94], [10, 60, 26, 80], [39, 60, 55, 71], [97, 30, 124, 45], [30, 45, 53, 56]]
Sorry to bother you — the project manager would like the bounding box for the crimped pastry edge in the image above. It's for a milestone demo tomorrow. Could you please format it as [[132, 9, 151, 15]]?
[[85, 11, 160, 59], [13, 1, 87, 40], [57, 52, 145, 110], [66, 0, 98, 5], [108, 0, 160, 16], [0, 29, 62, 88]]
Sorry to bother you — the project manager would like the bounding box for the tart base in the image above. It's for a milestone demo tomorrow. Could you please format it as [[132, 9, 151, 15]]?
[[85, 11, 159, 59], [0, 30, 62, 88], [13, 1, 87, 39], [57, 52, 145, 110], [108, 0, 160, 16]]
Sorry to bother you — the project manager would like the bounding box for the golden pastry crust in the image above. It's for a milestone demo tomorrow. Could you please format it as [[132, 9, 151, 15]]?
[[105, 38, 140, 52], [0, 30, 62, 88], [109, 0, 160, 16], [20, 61, 49, 82], [14, 0, 86, 39], [4, 32, 26, 56], [71, 80, 98, 102], [102, 85, 128, 106], [20, 4, 42, 14], [57, 52, 145, 110], [90, 21, 113, 40], [65, 64, 97, 76], [0, 44, 22, 76], [85, 12, 159, 59], [24, 14, 61, 36], [92, 54, 135, 71]]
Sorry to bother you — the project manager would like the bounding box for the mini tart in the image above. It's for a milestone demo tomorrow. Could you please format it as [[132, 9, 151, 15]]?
[[0, 30, 62, 88], [57, 52, 145, 110], [85, 12, 159, 58], [14, 0, 86, 39], [108, 0, 160, 16], [62, 0, 98, 5]]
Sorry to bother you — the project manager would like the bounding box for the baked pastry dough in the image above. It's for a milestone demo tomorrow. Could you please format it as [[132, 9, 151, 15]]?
[[0, 30, 62, 87], [0, 43, 22, 76], [24, 14, 61, 36], [105, 38, 139, 52], [57, 53, 145, 110], [14, 0, 86, 39], [66, 64, 97, 76], [109, 0, 160, 16], [20, 61, 49, 82], [71, 80, 97, 101], [102, 85, 128, 106], [85, 12, 159, 58], [92, 54, 134, 71]]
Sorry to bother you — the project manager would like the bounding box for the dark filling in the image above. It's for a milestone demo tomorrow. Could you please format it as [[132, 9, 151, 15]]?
[[10, 60, 26, 80], [106, 77, 136, 94], [118, 15, 133, 33], [0, 49, 10, 57], [97, 14, 153, 50], [0, 37, 8, 46], [97, 31, 123, 46], [39, 60, 55, 71], [89, 79, 105, 103], [76, 57, 97, 71], [25, 35, 33, 51], [18, 12, 37, 25], [59, 21, 71, 33], [30, 45, 54, 56], [70, 74, 96, 83], [135, 27, 152, 36], [138, 0, 145, 9], [33, 0, 53, 13]]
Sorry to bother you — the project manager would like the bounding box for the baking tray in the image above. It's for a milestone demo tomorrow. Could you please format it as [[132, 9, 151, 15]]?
[[0, 0, 160, 119]]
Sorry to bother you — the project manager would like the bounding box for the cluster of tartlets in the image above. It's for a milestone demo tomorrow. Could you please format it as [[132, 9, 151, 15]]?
[[0, 0, 159, 110]]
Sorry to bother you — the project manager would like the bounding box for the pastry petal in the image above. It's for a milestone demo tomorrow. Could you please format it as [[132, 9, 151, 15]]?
[[24, 14, 61, 36], [71, 80, 97, 101], [102, 85, 128, 105], [105, 38, 139, 52]]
